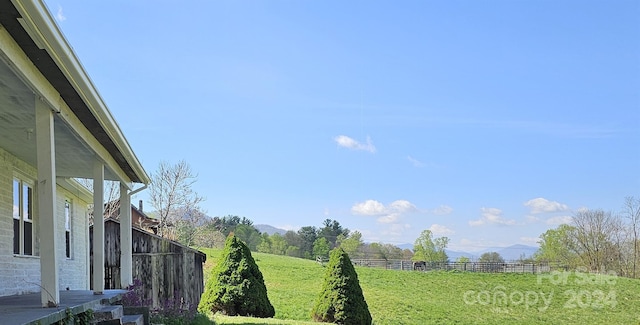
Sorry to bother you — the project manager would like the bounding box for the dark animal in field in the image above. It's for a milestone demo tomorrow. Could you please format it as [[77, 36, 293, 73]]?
[[413, 261, 426, 271]]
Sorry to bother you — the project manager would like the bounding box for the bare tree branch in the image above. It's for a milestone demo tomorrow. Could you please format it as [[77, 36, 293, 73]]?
[[149, 160, 205, 239]]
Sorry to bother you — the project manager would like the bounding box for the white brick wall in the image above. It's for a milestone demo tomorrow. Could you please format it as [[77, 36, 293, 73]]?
[[57, 186, 90, 291], [0, 147, 92, 296]]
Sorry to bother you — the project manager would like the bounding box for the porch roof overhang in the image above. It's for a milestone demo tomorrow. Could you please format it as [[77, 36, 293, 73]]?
[[0, 0, 149, 187]]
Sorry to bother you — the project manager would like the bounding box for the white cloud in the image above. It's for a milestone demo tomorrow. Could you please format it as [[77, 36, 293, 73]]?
[[546, 215, 573, 225], [469, 207, 517, 226], [377, 213, 401, 224], [429, 224, 454, 236], [388, 200, 416, 212], [352, 199, 417, 224], [351, 200, 386, 216], [524, 197, 569, 214], [432, 205, 453, 215], [56, 6, 67, 22], [380, 223, 411, 237], [407, 156, 424, 167], [334, 135, 376, 153]]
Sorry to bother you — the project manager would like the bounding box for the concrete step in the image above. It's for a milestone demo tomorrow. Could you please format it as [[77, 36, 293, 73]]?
[[92, 305, 124, 323], [93, 320, 121, 325], [122, 314, 144, 325]]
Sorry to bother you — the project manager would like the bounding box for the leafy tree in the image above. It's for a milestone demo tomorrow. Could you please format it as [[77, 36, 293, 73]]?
[[534, 224, 579, 266], [413, 230, 449, 262], [298, 226, 318, 259], [478, 252, 505, 263], [402, 249, 414, 260], [456, 256, 471, 263], [198, 235, 275, 317], [257, 233, 272, 253], [285, 245, 300, 257], [318, 219, 350, 247], [283, 230, 300, 245], [367, 242, 403, 261], [339, 231, 363, 258], [233, 224, 262, 251], [313, 237, 331, 259], [311, 248, 372, 324], [270, 233, 288, 255], [212, 215, 254, 236]]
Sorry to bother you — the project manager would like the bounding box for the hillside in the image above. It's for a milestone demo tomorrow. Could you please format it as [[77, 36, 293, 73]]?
[[254, 224, 288, 236], [201, 248, 640, 324]]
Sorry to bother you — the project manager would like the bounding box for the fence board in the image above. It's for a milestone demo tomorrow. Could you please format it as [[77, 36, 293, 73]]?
[[90, 219, 206, 309]]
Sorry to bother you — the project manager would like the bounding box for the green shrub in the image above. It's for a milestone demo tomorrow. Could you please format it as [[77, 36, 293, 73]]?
[[311, 248, 372, 324], [198, 234, 275, 318]]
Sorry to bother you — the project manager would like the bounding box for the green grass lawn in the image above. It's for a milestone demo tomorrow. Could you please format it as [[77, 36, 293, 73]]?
[[200, 248, 640, 324]]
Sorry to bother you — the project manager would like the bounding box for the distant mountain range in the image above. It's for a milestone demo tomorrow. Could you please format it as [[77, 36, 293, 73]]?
[[255, 224, 538, 261], [401, 243, 539, 262], [255, 224, 288, 236]]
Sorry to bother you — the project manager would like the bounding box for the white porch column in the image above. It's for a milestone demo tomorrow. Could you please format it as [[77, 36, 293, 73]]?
[[35, 97, 59, 307], [93, 162, 105, 294], [119, 183, 133, 288]]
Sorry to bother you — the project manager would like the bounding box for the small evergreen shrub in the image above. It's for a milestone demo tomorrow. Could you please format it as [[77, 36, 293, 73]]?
[[311, 247, 372, 324], [198, 234, 275, 318]]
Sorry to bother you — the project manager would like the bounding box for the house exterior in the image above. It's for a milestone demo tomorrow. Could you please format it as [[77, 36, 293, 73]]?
[[0, 0, 150, 308], [106, 201, 160, 235]]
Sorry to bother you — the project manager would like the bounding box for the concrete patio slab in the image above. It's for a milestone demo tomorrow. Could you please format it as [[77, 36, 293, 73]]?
[[0, 290, 126, 325]]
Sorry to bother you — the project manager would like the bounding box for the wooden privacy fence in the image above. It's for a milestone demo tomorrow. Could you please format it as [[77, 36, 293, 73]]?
[[350, 259, 552, 274], [91, 219, 206, 309]]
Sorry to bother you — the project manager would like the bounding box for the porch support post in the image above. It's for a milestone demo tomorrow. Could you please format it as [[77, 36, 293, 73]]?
[[93, 162, 105, 294], [119, 183, 133, 288], [35, 97, 59, 307]]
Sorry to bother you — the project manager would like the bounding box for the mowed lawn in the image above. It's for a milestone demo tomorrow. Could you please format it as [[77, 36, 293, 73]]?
[[200, 248, 640, 324]]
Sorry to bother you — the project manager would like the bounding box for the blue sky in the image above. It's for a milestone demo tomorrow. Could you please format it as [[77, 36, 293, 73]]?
[[45, 1, 639, 251]]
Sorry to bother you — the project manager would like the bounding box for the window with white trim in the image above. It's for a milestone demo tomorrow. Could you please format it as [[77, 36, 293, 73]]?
[[13, 177, 34, 256], [65, 198, 72, 258]]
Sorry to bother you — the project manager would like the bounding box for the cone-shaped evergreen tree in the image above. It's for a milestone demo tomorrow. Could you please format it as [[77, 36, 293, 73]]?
[[198, 234, 275, 317], [312, 247, 372, 324]]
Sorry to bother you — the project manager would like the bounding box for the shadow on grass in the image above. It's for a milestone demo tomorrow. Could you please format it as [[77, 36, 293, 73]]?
[[213, 315, 318, 325]]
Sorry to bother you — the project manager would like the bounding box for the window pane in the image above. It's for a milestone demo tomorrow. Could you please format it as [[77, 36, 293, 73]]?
[[66, 231, 70, 258], [13, 179, 19, 220], [24, 221, 32, 255], [13, 219, 19, 254], [65, 200, 71, 258], [65, 200, 71, 231], [23, 184, 32, 221]]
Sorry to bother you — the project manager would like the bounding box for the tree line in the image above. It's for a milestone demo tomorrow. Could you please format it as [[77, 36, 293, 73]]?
[[182, 216, 415, 262], [534, 197, 640, 278], [119, 161, 640, 278]]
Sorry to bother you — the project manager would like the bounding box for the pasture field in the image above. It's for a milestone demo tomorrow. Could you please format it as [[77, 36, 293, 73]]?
[[200, 248, 640, 324]]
